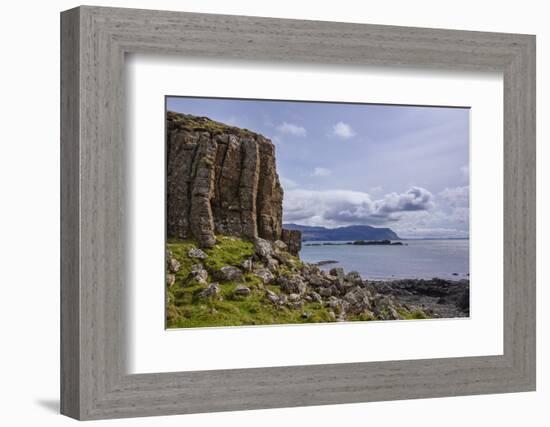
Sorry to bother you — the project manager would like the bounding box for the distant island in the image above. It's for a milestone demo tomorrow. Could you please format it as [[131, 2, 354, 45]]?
[[283, 224, 400, 242]]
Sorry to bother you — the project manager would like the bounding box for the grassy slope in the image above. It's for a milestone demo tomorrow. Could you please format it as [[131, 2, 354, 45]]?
[[166, 236, 337, 328], [166, 236, 428, 328]]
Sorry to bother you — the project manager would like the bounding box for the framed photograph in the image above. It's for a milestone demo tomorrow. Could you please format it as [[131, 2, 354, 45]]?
[[61, 6, 536, 420]]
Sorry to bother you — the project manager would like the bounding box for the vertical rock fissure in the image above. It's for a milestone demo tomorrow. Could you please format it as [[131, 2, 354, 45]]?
[[166, 112, 301, 252], [213, 136, 229, 234], [184, 141, 199, 239]]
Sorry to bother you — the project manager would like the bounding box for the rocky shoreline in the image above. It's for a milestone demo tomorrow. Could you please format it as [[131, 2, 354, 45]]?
[[369, 278, 469, 319]]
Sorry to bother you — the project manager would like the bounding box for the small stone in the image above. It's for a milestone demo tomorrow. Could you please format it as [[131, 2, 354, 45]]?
[[266, 289, 279, 304], [328, 311, 336, 320], [188, 247, 208, 259], [288, 293, 301, 302], [198, 282, 220, 298], [287, 301, 303, 309], [234, 285, 251, 296], [301, 312, 312, 319], [168, 258, 181, 273], [166, 273, 175, 287], [190, 265, 208, 285], [319, 287, 332, 298]]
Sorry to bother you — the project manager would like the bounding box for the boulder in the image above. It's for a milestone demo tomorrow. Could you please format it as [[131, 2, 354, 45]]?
[[265, 289, 279, 304], [273, 240, 288, 251], [241, 258, 253, 272], [305, 272, 332, 288], [190, 264, 208, 285], [188, 247, 208, 259], [288, 293, 301, 302], [234, 285, 251, 296], [198, 282, 220, 298], [309, 292, 322, 303], [343, 286, 372, 314], [266, 257, 279, 272], [281, 228, 302, 255], [277, 275, 307, 295], [319, 287, 333, 298], [329, 267, 346, 287], [345, 271, 363, 286], [287, 301, 304, 310], [254, 237, 274, 259], [215, 266, 244, 282], [252, 268, 274, 284]]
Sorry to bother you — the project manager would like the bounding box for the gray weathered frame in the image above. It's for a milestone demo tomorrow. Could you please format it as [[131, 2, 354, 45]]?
[[60, 5, 536, 420]]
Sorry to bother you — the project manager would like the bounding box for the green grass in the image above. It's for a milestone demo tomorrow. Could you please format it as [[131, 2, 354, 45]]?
[[167, 111, 258, 138], [397, 308, 430, 320], [202, 236, 255, 271], [166, 236, 338, 328], [166, 235, 430, 328]]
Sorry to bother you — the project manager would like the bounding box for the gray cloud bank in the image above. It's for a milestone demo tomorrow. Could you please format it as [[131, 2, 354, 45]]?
[[283, 185, 469, 238]]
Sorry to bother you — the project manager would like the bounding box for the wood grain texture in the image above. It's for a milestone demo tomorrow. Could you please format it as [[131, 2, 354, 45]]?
[[60, 7, 80, 419], [60, 5, 536, 420]]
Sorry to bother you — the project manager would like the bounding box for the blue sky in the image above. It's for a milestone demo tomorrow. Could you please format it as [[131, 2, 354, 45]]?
[[167, 97, 470, 238]]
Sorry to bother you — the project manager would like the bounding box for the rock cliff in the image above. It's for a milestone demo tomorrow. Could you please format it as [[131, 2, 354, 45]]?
[[166, 111, 300, 253]]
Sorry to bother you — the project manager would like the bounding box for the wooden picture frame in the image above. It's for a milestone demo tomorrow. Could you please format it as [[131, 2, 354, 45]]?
[[60, 5, 536, 420]]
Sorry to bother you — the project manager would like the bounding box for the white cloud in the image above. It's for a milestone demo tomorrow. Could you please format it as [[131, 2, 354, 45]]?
[[312, 167, 332, 177], [276, 122, 307, 137], [283, 187, 434, 227], [438, 186, 469, 208], [332, 121, 356, 139], [374, 187, 434, 215], [280, 176, 298, 189], [384, 208, 469, 238]]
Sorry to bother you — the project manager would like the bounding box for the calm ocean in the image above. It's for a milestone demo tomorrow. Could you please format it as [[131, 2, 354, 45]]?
[[299, 239, 469, 281]]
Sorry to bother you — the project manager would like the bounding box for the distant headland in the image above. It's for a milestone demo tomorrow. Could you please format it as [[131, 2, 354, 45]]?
[[283, 223, 400, 242]]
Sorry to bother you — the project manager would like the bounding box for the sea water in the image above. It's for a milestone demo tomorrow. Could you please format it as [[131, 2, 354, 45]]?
[[299, 239, 469, 281]]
